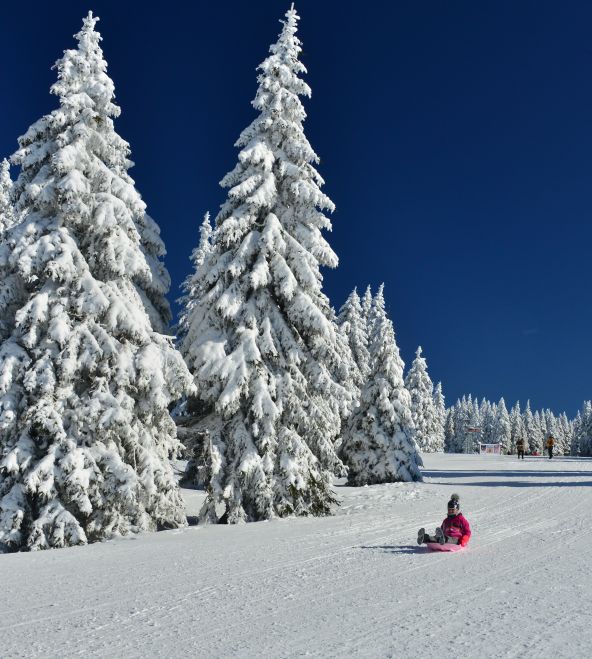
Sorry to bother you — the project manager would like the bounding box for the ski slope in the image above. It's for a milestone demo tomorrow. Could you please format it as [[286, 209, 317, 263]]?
[[1, 453, 591, 658]]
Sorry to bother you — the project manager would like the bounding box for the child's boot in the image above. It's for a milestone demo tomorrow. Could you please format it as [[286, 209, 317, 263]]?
[[435, 527, 446, 545]]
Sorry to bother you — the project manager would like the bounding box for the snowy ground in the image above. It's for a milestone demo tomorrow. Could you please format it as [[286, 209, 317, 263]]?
[[2, 453, 592, 658]]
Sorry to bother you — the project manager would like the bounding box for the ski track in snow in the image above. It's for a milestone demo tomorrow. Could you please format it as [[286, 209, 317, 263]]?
[[1, 454, 592, 658]]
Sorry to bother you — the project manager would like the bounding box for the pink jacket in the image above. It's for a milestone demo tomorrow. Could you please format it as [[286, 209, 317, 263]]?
[[442, 513, 471, 541]]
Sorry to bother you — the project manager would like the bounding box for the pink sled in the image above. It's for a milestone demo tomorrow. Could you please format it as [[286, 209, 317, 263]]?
[[425, 542, 464, 552]]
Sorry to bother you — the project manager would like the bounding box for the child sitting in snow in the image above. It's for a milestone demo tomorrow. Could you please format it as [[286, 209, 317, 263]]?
[[417, 494, 471, 546]]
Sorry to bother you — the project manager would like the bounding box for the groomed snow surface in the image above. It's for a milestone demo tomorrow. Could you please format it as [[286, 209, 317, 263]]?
[[2, 453, 591, 658]]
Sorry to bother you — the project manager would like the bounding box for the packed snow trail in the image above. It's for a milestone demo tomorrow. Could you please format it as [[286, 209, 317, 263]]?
[[1, 454, 591, 658]]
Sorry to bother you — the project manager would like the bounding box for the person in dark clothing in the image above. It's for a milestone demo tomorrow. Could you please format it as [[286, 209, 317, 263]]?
[[546, 435, 554, 459], [516, 438, 526, 460]]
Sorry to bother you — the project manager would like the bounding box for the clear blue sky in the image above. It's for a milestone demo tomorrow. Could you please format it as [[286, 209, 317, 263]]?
[[1, 1, 590, 416]]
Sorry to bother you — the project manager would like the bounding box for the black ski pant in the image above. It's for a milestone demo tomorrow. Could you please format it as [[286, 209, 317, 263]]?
[[517, 450, 524, 459], [548, 447, 553, 459], [422, 532, 460, 545]]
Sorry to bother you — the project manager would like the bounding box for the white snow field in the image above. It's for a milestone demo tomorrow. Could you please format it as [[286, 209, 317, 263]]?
[[2, 453, 592, 658]]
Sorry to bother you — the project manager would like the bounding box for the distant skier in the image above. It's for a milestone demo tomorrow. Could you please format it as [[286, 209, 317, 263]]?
[[417, 494, 472, 546], [546, 435, 554, 459], [516, 438, 526, 460]]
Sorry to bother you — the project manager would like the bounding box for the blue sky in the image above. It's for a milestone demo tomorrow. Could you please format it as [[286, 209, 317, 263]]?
[[1, 1, 590, 416]]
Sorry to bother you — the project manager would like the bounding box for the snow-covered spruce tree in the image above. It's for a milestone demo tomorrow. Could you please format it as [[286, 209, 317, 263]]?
[[480, 399, 495, 444], [340, 285, 423, 485], [543, 409, 560, 455], [404, 346, 441, 452], [180, 7, 351, 523], [444, 406, 456, 452], [533, 410, 546, 454], [509, 402, 525, 454], [337, 288, 369, 388], [451, 395, 478, 453], [522, 401, 538, 454], [0, 159, 15, 235], [558, 412, 572, 455], [0, 13, 193, 552], [135, 212, 173, 334], [571, 410, 583, 456], [493, 398, 511, 453], [178, 212, 213, 350], [574, 403, 592, 456], [432, 382, 446, 452], [0, 158, 24, 341], [361, 284, 373, 333], [176, 212, 213, 421]]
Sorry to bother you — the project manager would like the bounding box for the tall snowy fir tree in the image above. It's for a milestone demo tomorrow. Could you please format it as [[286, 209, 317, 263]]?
[[447, 399, 464, 453], [179, 7, 352, 523], [0, 13, 193, 552], [444, 407, 456, 452], [573, 403, 592, 456], [337, 288, 370, 388], [533, 410, 546, 454], [493, 398, 511, 453], [509, 402, 525, 454], [361, 285, 373, 334], [340, 285, 422, 485], [178, 212, 213, 348], [558, 412, 572, 455], [523, 401, 538, 454], [432, 382, 446, 452], [135, 212, 173, 334], [404, 347, 441, 452], [0, 159, 15, 235], [480, 399, 495, 444], [0, 158, 23, 341], [177, 212, 213, 420]]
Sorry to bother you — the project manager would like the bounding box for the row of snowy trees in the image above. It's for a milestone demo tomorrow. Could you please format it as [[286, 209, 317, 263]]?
[[0, 7, 426, 550], [444, 397, 574, 455], [337, 286, 445, 457], [336, 286, 424, 485]]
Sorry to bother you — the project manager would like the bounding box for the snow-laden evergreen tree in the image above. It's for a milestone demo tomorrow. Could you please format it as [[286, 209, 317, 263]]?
[[361, 284, 373, 334], [509, 402, 525, 454], [178, 212, 213, 348], [452, 396, 479, 453], [558, 412, 572, 455], [449, 398, 466, 453], [433, 382, 446, 452], [0, 159, 15, 235], [179, 7, 352, 523], [337, 288, 370, 387], [571, 410, 583, 456], [493, 398, 511, 453], [444, 406, 456, 452], [405, 347, 441, 452], [0, 13, 193, 552], [135, 212, 172, 334], [523, 401, 538, 454], [175, 212, 214, 419], [481, 399, 497, 445], [340, 285, 422, 484], [543, 409, 561, 455], [0, 159, 24, 341], [533, 410, 546, 454], [572, 404, 592, 456]]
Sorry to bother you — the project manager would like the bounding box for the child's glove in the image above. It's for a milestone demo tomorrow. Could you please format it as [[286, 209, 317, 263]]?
[[460, 535, 470, 547]]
